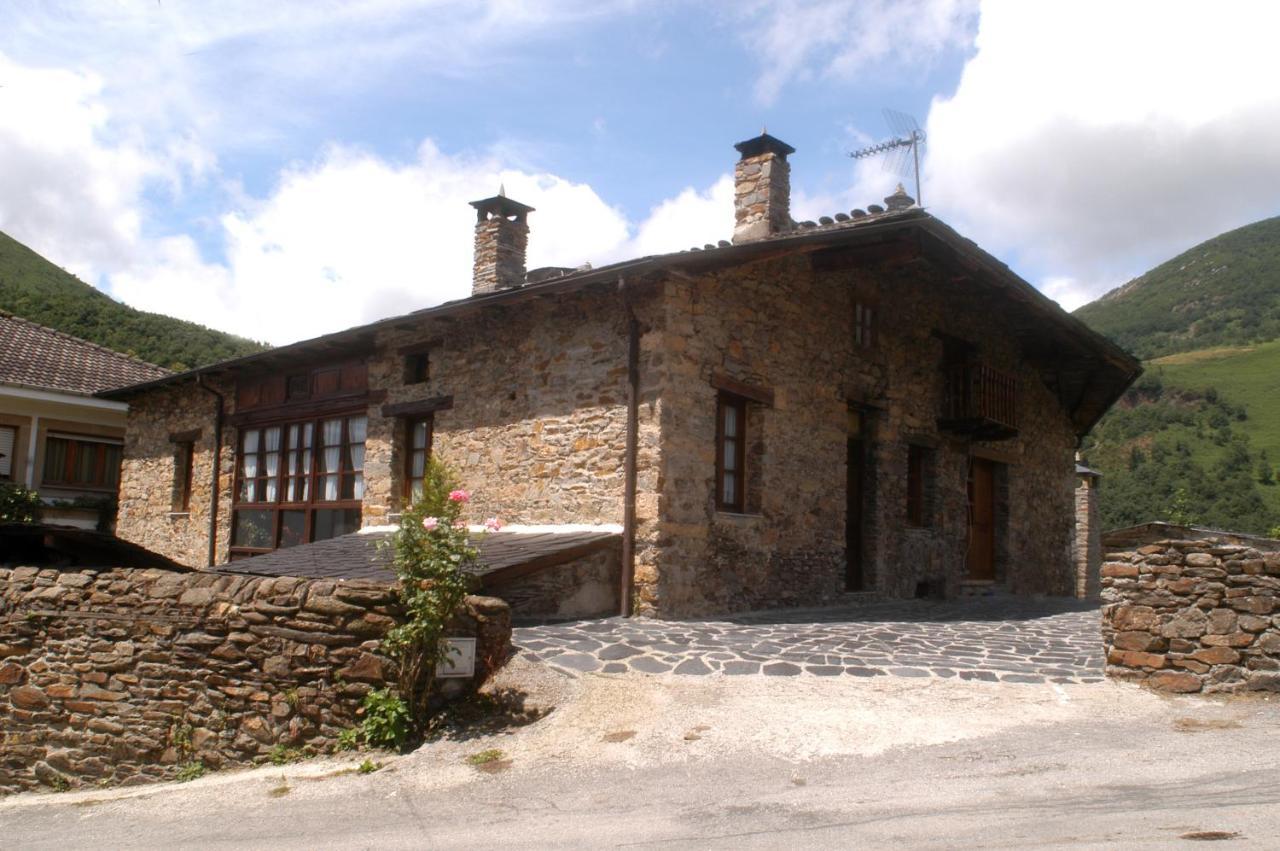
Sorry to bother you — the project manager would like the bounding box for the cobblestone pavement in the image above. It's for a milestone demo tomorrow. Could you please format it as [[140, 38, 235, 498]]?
[[514, 598, 1104, 684]]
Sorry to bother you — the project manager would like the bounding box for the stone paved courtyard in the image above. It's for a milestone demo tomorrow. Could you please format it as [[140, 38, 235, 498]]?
[[514, 598, 1104, 684]]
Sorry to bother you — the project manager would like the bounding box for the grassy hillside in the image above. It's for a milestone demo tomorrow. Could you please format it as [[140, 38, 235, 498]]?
[[0, 230, 265, 371], [1075, 215, 1280, 359], [1076, 217, 1280, 536]]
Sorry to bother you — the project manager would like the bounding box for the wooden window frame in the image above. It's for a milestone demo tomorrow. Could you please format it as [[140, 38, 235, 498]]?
[[172, 441, 194, 512], [715, 393, 749, 513], [230, 410, 366, 557], [41, 433, 123, 491], [402, 414, 434, 505], [0, 425, 16, 480], [854, 300, 876, 349]]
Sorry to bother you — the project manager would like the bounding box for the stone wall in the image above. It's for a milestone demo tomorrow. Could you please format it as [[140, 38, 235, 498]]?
[[1073, 473, 1101, 599], [492, 542, 622, 621], [0, 565, 510, 794], [1100, 537, 1280, 693], [116, 378, 234, 568], [643, 251, 1080, 616]]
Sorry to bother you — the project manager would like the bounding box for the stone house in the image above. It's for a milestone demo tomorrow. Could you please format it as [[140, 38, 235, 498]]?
[[0, 311, 169, 529], [102, 133, 1140, 618]]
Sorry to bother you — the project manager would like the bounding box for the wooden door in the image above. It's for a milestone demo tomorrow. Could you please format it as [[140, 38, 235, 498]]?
[[966, 458, 996, 580], [846, 436, 864, 591]]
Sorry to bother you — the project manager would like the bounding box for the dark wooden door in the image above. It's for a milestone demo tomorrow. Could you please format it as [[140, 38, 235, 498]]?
[[966, 458, 996, 580], [846, 436, 864, 591]]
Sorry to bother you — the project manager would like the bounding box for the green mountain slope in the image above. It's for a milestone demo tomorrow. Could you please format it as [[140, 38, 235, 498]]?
[[1075, 217, 1280, 536], [0, 230, 266, 371], [1075, 215, 1280, 359]]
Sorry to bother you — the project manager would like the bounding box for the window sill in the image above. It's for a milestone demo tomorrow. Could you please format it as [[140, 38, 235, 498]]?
[[715, 510, 763, 521], [168, 511, 191, 520]]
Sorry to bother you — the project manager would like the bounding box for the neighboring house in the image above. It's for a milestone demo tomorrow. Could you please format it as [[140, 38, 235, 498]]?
[[102, 133, 1141, 618], [0, 311, 170, 528]]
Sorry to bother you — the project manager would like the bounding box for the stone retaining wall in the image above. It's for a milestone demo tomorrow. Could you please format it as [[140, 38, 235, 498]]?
[[1100, 537, 1280, 693], [0, 565, 510, 794]]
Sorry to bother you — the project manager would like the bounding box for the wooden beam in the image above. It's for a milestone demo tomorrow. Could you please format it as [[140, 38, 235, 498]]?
[[711, 373, 775, 407], [381, 395, 454, 418]]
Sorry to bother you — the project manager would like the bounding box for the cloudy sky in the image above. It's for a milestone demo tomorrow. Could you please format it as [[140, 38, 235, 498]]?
[[2, 1, 1278, 345]]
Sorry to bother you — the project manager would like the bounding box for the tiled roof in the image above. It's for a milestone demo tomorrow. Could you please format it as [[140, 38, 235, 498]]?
[[218, 527, 621, 587], [0, 311, 170, 396]]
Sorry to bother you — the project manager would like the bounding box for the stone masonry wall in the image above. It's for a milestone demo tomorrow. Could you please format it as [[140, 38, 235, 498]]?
[[116, 378, 235, 568], [0, 565, 510, 794], [366, 284, 664, 531], [1074, 475, 1101, 599], [644, 252, 1079, 616], [1100, 538, 1280, 693]]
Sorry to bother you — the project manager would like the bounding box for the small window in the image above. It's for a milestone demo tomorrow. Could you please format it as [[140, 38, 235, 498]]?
[[42, 434, 122, 490], [285, 373, 310, 401], [172, 441, 194, 512], [404, 351, 430, 385], [0, 425, 15, 479], [854, 301, 875, 348], [716, 394, 748, 512], [906, 445, 934, 527], [404, 416, 433, 504]]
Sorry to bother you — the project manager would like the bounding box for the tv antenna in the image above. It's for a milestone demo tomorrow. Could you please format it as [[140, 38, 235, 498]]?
[[849, 109, 926, 206]]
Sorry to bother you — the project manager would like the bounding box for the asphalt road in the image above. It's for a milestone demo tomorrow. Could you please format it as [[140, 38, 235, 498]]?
[[3, 672, 1278, 849]]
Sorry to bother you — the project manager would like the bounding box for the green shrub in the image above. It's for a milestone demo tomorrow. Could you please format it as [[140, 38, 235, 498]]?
[[0, 481, 41, 523], [175, 760, 205, 782], [334, 727, 360, 753], [359, 688, 411, 750], [378, 459, 485, 733]]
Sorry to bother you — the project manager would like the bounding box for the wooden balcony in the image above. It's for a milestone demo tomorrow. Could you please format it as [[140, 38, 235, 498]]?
[[939, 363, 1018, 440]]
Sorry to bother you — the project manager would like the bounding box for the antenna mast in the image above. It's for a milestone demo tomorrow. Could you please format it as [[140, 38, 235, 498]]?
[[849, 109, 926, 206]]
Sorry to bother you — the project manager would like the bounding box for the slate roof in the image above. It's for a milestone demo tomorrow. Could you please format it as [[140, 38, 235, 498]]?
[[0, 523, 190, 570], [0, 311, 170, 396], [217, 527, 621, 587], [100, 196, 1141, 436]]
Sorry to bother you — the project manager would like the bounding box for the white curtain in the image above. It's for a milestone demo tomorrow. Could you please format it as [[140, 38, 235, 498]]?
[[321, 419, 342, 501], [263, 427, 281, 502], [349, 416, 366, 500], [241, 429, 259, 501]]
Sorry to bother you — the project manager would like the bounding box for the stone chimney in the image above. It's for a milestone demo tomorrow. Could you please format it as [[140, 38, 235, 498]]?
[[732, 133, 796, 243], [884, 183, 915, 211], [469, 188, 534, 295]]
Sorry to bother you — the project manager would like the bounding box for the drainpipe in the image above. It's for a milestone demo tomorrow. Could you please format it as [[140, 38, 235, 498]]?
[[195, 375, 225, 569], [618, 275, 642, 617]]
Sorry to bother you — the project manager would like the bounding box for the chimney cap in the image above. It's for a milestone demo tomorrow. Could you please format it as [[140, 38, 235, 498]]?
[[734, 132, 796, 160], [470, 193, 535, 220]]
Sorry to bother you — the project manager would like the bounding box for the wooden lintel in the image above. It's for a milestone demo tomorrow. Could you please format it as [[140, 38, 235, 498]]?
[[970, 446, 1020, 465], [168, 429, 202, 444], [227, 390, 386, 427], [397, 339, 442, 356], [711, 373, 775, 407], [381, 395, 454, 418]]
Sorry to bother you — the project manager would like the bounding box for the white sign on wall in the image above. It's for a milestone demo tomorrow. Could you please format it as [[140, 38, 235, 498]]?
[[436, 637, 476, 679]]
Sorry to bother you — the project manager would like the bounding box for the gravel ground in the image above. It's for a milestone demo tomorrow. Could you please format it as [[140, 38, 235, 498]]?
[[3, 655, 1279, 848]]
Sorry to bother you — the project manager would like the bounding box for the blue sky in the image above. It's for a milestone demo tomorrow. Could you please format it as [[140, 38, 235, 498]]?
[[1, 1, 1278, 345]]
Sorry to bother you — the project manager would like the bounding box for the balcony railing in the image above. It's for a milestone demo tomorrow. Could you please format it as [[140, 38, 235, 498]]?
[[939, 363, 1018, 440]]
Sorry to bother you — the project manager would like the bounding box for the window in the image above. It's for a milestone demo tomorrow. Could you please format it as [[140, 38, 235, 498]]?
[[404, 351, 430, 385], [172, 441, 194, 512], [854, 301, 875, 348], [42, 434, 122, 489], [231, 413, 366, 556], [404, 416, 433, 503], [716, 393, 748, 512], [906, 444, 934, 527], [0, 426, 15, 480]]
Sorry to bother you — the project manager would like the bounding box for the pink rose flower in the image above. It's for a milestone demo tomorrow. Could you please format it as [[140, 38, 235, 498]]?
[[484, 517, 503, 533], [422, 516, 439, 531], [448, 489, 471, 504]]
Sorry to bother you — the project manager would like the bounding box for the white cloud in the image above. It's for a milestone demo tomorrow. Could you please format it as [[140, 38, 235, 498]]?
[[109, 141, 641, 344], [924, 1, 1280, 306], [0, 54, 159, 285], [735, 0, 978, 105]]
